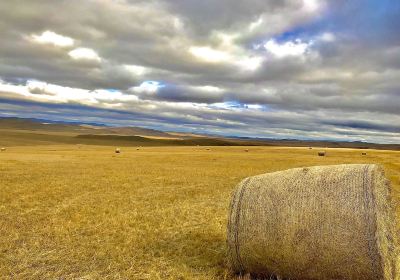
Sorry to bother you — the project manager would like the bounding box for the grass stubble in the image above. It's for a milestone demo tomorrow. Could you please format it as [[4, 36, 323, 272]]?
[[0, 145, 399, 279]]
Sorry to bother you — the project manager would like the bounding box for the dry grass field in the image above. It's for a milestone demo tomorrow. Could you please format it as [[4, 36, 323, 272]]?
[[1, 145, 400, 279]]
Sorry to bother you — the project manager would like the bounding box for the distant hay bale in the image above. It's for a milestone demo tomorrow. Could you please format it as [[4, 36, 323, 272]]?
[[115, 148, 121, 154], [318, 151, 326, 156], [362, 152, 367, 156], [227, 164, 398, 280], [136, 148, 140, 151], [0, 147, 6, 152], [244, 149, 249, 152], [206, 148, 211, 151], [308, 147, 312, 149]]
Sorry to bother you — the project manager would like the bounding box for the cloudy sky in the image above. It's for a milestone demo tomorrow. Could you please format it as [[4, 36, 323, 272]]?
[[0, 0, 399, 143]]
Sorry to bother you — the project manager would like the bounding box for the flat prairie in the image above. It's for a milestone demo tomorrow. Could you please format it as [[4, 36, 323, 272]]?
[[1, 145, 399, 279]]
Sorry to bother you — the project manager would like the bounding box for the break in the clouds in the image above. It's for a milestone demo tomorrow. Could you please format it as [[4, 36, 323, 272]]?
[[0, 0, 399, 143]]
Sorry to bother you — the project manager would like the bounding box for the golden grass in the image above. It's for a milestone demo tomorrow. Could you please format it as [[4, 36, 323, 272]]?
[[0, 145, 399, 279]]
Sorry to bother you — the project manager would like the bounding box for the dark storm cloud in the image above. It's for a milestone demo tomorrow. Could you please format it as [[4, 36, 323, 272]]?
[[0, 0, 399, 143]]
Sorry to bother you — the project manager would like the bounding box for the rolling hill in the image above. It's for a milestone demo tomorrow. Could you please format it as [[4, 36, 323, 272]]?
[[0, 117, 399, 150]]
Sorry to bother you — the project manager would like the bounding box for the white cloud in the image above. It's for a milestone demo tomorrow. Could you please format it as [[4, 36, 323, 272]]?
[[302, 0, 320, 12], [68, 48, 101, 62], [27, 80, 57, 95], [124, 64, 149, 76], [246, 104, 265, 110], [0, 79, 138, 106], [318, 32, 335, 42], [130, 81, 163, 94], [236, 56, 263, 71], [29, 31, 75, 47], [264, 39, 311, 58], [189, 42, 263, 71], [248, 16, 263, 32], [192, 85, 223, 93], [189, 46, 231, 63]]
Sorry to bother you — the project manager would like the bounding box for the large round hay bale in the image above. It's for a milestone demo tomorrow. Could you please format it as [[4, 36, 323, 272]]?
[[227, 164, 398, 280], [0, 147, 6, 152], [115, 148, 121, 153], [318, 151, 326, 156]]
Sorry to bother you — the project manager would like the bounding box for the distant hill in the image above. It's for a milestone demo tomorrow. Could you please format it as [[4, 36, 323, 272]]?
[[0, 117, 174, 138], [0, 117, 399, 150]]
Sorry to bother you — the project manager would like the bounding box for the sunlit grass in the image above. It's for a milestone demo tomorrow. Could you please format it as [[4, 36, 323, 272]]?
[[1, 145, 399, 279]]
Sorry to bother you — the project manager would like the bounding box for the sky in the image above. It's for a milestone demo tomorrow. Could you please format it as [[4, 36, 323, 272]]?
[[0, 0, 399, 143]]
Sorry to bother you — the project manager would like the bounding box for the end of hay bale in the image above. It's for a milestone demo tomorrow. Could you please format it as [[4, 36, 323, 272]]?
[[227, 164, 399, 280]]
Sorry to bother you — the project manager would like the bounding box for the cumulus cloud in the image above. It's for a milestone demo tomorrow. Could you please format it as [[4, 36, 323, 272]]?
[[68, 48, 101, 62], [29, 31, 75, 48], [0, 79, 139, 106], [124, 65, 150, 76], [189, 46, 231, 63], [0, 0, 399, 143], [264, 39, 311, 58]]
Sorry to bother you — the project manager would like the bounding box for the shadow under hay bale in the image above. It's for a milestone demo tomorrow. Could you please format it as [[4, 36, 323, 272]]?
[[227, 164, 398, 280], [318, 151, 326, 156]]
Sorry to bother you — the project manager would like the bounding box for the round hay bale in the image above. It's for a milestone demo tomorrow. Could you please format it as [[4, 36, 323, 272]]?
[[136, 148, 140, 151], [318, 151, 326, 156], [308, 147, 313, 149], [362, 152, 367, 156], [206, 148, 211, 151], [115, 148, 121, 154], [227, 164, 398, 280], [0, 147, 6, 152], [244, 149, 249, 152]]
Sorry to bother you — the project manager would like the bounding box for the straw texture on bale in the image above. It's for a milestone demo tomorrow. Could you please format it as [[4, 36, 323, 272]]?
[[227, 164, 398, 280]]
